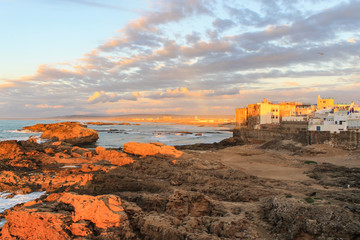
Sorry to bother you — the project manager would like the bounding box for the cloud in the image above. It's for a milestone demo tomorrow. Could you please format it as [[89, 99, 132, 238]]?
[[99, 0, 214, 51], [88, 91, 138, 104], [212, 18, 235, 33], [348, 38, 356, 43], [59, 0, 135, 12], [36, 104, 64, 109], [2, 0, 360, 117], [0, 82, 17, 90], [186, 32, 201, 44], [147, 87, 190, 99], [24, 104, 64, 109], [284, 81, 299, 86]]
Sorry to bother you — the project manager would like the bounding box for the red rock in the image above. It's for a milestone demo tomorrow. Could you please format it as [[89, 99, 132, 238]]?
[[22, 123, 49, 132], [27, 136, 38, 143], [44, 148, 55, 154], [71, 146, 92, 158], [24, 122, 99, 145], [52, 141, 62, 146], [80, 164, 112, 172], [123, 142, 183, 158], [0, 140, 24, 160], [1, 192, 135, 239], [59, 192, 128, 229], [94, 146, 135, 166], [1, 207, 73, 240], [70, 221, 92, 236], [0, 171, 21, 185]]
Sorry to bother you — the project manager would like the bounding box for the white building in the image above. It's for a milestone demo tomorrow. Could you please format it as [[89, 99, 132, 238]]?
[[348, 113, 360, 130], [282, 116, 308, 122], [309, 110, 360, 133]]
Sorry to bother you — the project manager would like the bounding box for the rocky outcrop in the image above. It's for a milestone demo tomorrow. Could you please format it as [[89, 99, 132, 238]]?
[[123, 142, 183, 158], [23, 122, 99, 145], [1, 192, 135, 239]]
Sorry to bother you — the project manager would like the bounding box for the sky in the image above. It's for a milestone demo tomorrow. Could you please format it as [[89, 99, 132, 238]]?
[[0, 0, 359, 118]]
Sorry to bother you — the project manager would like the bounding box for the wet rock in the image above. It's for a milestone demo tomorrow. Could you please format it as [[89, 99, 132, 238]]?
[[123, 142, 183, 158]]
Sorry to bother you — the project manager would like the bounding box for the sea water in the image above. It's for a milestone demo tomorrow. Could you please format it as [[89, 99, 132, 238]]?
[[0, 191, 46, 227], [0, 119, 232, 219], [0, 120, 233, 148]]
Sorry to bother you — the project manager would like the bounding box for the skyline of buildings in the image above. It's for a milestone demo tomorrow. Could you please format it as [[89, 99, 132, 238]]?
[[236, 95, 360, 132]]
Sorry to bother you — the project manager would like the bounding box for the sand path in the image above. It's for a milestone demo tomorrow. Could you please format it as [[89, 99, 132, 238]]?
[[215, 144, 360, 182], [213, 145, 310, 181]]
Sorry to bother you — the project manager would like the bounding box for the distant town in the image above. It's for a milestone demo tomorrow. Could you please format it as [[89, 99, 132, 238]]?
[[236, 95, 360, 132]]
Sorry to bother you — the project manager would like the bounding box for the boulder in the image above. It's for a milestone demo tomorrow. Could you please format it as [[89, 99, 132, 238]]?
[[123, 142, 183, 158], [24, 122, 99, 145]]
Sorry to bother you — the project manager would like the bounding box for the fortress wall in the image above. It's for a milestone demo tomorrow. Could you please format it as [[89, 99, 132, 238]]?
[[233, 127, 360, 149]]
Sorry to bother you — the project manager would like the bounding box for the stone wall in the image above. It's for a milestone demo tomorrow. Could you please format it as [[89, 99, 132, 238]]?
[[307, 130, 360, 149], [233, 128, 307, 145], [233, 127, 360, 149]]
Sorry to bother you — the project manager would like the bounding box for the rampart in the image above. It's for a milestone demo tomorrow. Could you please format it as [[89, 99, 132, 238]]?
[[233, 127, 360, 149]]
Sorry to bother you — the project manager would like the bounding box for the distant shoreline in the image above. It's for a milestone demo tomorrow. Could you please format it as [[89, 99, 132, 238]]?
[[0, 116, 236, 129]]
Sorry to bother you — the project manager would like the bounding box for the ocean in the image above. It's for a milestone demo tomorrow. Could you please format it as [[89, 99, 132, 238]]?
[[0, 119, 233, 148], [0, 119, 232, 223]]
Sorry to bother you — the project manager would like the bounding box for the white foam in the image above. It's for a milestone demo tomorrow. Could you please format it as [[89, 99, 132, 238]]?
[[0, 191, 46, 214], [4, 129, 32, 134], [61, 165, 80, 168], [0, 218, 6, 228]]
